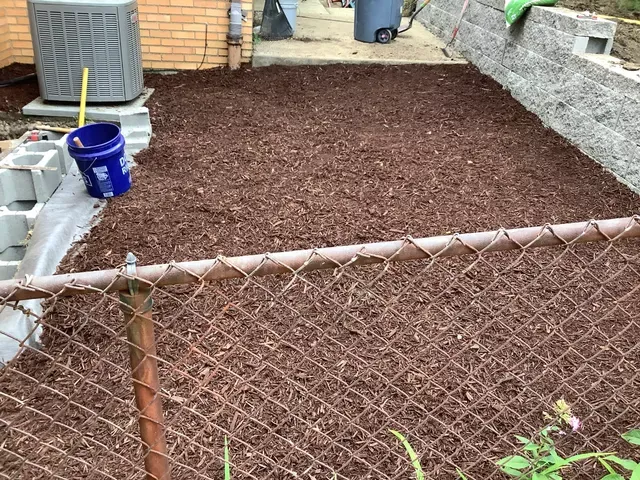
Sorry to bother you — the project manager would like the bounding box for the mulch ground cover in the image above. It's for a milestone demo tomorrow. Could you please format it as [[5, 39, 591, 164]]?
[[1, 64, 639, 480]]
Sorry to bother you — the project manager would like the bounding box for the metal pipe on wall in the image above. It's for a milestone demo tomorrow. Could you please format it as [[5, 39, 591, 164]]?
[[227, 0, 243, 69]]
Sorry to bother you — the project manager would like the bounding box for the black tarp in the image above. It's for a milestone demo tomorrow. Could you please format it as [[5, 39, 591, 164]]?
[[260, 0, 293, 40]]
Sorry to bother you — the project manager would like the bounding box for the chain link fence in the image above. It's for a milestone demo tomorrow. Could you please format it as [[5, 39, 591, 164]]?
[[1, 217, 640, 480]]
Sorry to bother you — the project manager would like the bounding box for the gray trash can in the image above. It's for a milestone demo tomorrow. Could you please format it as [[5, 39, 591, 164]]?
[[354, 0, 403, 43], [279, 0, 298, 33]]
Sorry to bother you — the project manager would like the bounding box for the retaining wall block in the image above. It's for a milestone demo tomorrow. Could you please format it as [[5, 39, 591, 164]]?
[[549, 101, 638, 179], [424, 5, 456, 36], [466, 0, 512, 38], [0, 203, 43, 254], [0, 150, 62, 206], [528, 6, 616, 38], [508, 18, 586, 63], [602, 66, 640, 104], [503, 43, 624, 128], [428, 0, 467, 16], [504, 71, 561, 126], [624, 148, 640, 189], [474, 0, 504, 11], [463, 46, 511, 86], [458, 20, 507, 63], [562, 55, 640, 103], [616, 98, 640, 146]]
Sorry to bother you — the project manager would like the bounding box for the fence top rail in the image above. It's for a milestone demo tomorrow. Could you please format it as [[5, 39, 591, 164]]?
[[1, 216, 639, 302]]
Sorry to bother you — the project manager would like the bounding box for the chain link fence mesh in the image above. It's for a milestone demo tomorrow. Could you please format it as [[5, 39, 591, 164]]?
[[1, 219, 639, 479]]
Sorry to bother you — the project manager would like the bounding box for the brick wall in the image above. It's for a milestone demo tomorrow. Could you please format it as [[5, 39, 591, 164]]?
[[0, 0, 253, 69], [0, 2, 12, 67]]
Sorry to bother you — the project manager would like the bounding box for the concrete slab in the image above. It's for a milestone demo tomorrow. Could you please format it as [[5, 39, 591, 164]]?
[[300, 0, 330, 17], [22, 88, 154, 122], [253, 0, 465, 67]]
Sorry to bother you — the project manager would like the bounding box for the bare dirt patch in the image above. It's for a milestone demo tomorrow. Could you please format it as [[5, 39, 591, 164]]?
[[559, 0, 640, 63]]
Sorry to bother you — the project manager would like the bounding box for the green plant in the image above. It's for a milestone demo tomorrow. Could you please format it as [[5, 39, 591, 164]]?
[[496, 427, 610, 479], [595, 430, 640, 480], [390, 430, 425, 480], [456, 400, 640, 480], [224, 435, 231, 480], [456, 467, 469, 479], [617, 0, 640, 13]]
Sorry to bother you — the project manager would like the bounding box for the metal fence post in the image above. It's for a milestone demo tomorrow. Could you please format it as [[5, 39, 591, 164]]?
[[119, 253, 171, 480]]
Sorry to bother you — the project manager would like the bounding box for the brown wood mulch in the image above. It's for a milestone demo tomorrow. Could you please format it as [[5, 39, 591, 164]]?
[[1, 64, 639, 480]]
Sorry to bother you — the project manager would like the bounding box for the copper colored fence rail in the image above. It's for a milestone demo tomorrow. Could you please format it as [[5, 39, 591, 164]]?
[[1, 216, 639, 302], [1, 216, 640, 480]]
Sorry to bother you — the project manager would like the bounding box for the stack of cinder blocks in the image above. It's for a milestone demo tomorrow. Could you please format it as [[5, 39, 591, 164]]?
[[0, 134, 73, 280]]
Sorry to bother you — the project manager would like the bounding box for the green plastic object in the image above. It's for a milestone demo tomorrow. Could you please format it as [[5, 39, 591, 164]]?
[[505, 0, 558, 25]]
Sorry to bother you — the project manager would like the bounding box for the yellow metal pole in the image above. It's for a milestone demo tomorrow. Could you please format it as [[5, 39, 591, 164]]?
[[78, 67, 89, 127]]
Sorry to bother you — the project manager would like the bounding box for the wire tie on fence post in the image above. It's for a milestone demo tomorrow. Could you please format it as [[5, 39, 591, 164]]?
[[126, 252, 139, 296]]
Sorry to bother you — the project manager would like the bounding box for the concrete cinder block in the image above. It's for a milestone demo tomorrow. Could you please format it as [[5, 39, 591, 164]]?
[[0, 204, 43, 253], [0, 214, 29, 254], [573, 35, 613, 55], [0, 247, 26, 281], [0, 150, 63, 206], [502, 43, 624, 128], [528, 6, 616, 38], [14, 135, 74, 175], [0, 261, 20, 281], [458, 20, 507, 63], [616, 98, 640, 146]]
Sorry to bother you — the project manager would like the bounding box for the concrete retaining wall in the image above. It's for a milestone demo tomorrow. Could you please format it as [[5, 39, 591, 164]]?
[[418, 2, 640, 190]]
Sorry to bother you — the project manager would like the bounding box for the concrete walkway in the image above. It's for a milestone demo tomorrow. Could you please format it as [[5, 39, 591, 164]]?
[[253, 0, 465, 67]]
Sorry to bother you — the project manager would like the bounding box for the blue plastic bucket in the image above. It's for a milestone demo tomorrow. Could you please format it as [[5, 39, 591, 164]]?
[[67, 123, 130, 199]]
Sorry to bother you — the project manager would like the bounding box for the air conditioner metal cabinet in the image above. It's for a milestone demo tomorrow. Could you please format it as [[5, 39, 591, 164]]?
[[28, 0, 144, 103]]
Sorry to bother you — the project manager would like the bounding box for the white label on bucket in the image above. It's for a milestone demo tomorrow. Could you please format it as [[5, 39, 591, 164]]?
[[93, 165, 114, 195], [103, 192, 114, 198]]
